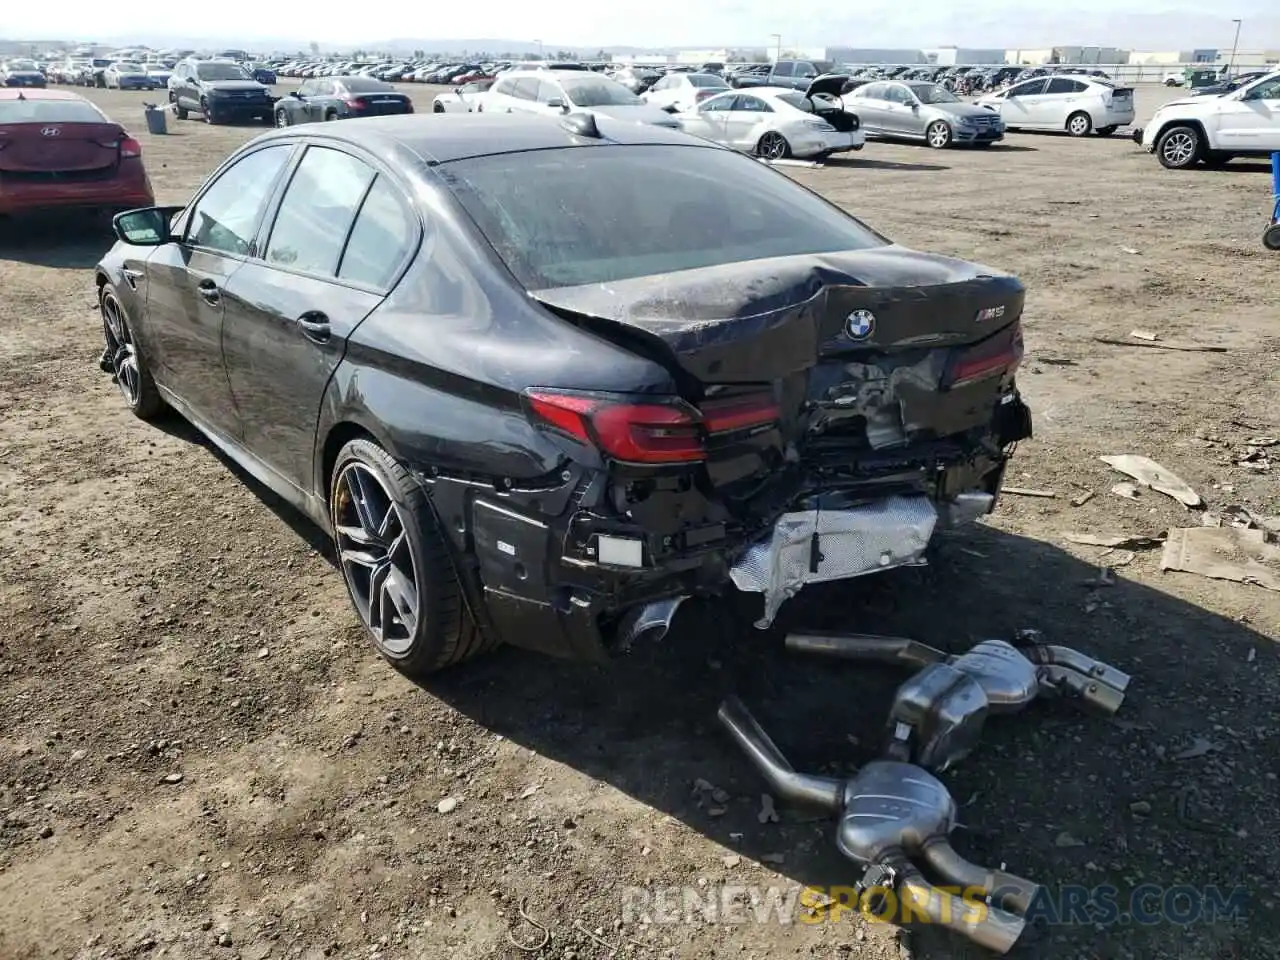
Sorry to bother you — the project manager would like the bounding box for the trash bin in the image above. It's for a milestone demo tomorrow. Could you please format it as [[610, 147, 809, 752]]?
[[144, 104, 167, 136]]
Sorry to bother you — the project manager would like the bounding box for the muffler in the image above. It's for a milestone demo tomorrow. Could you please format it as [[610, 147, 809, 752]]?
[[717, 697, 1036, 954], [785, 631, 1130, 771]]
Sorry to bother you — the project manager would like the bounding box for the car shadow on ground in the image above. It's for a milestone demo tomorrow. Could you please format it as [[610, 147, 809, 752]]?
[[181, 441, 1272, 958], [0, 216, 115, 269], [413, 522, 1273, 958], [826, 157, 950, 172]]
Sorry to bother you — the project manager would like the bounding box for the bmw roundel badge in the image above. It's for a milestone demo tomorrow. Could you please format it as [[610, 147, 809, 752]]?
[[845, 309, 876, 341]]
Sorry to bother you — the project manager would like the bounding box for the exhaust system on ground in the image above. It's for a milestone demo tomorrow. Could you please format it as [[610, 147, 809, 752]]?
[[784, 629, 1131, 771], [716, 629, 1131, 953], [717, 697, 1037, 954]]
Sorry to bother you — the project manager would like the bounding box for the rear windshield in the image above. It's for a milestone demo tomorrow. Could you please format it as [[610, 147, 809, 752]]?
[[0, 99, 107, 124], [197, 62, 249, 80], [9, 60, 39, 71], [440, 144, 886, 289], [560, 76, 643, 107], [340, 77, 393, 92], [115, 62, 144, 72], [688, 74, 728, 88]]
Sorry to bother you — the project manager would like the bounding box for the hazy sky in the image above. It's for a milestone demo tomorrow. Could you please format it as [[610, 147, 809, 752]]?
[[6, 0, 1279, 50]]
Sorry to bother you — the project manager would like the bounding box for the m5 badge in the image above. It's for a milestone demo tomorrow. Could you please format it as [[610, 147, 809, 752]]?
[[976, 305, 1006, 322]]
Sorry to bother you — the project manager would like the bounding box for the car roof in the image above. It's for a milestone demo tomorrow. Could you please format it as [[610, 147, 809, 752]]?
[[253, 112, 712, 165], [0, 87, 87, 101]]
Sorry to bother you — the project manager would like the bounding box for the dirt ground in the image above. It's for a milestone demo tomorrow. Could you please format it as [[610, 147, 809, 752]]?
[[1, 83, 1278, 960]]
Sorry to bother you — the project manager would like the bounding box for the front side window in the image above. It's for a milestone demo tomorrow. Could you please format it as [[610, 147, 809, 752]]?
[[536, 80, 564, 104], [772, 62, 794, 78], [265, 147, 374, 276], [187, 145, 292, 256], [699, 94, 737, 112], [440, 144, 887, 290], [1247, 76, 1280, 100], [338, 176, 418, 289], [735, 96, 772, 112], [560, 77, 643, 107], [511, 77, 539, 100]]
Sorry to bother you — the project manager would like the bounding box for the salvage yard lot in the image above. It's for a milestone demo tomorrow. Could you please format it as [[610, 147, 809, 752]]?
[[0, 82, 1277, 960]]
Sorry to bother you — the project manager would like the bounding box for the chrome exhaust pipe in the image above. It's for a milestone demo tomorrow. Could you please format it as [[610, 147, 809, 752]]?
[[920, 838, 1042, 915], [785, 632, 946, 668], [715, 697, 842, 811], [1020, 643, 1131, 694], [615, 595, 688, 649], [894, 863, 1027, 955]]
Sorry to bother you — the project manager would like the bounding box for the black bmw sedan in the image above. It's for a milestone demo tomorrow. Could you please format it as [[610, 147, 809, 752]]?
[[96, 113, 1032, 678]]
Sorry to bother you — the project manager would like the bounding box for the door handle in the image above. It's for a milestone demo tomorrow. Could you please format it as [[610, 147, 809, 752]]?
[[296, 311, 331, 344], [196, 279, 220, 305]]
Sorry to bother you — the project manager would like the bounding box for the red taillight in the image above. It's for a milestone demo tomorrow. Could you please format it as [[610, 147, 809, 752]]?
[[345, 98, 367, 109], [700, 393, 781, 434], [526, 390, 704, 464], [119, 136, 142, 158], [695, 89, 715, 101], [945, 322, 1024, 389]]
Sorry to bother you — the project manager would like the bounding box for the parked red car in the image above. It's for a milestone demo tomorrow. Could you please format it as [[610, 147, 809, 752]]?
[[0, 88, 154, 216]]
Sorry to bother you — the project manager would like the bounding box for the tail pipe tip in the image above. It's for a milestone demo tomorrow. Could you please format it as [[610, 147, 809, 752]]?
[[893, 865, 1028, 955]]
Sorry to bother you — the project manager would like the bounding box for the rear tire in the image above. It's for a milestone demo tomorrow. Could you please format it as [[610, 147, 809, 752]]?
[[755, 131, 791, 160], [1155, 125, 1202, 169], [329, 439, 494, 679], [1264, 223, 1280, 251], [1066, 111, 1092, 137], [275, 109, 290, 127], [433, 102, 445, 113]]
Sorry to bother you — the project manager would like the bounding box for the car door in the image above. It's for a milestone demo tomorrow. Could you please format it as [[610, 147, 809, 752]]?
[[999, 78, 1046, 128], [722, 94, 773, 151], [1215, 76, 1280, 150], [678, 92, 736, 142], [175, 63, 197, 108], [881, 84, 919, 137], [850, 82, 889, 134], [220, 144, 414, 493], [1039, 77, 1081, 128], [141, 143, 295, 439], [305, 81, 335, 121]]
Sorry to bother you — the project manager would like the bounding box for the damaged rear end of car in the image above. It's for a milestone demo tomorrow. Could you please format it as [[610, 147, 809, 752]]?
[[418, 136, 1031, 661]]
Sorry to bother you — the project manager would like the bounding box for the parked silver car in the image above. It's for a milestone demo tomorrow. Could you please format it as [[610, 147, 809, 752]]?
[[847, 80, 1005, 148]]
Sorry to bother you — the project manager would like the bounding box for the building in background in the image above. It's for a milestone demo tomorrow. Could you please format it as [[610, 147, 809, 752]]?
[[825, 47, 927, 64], [676, 49, 732, 64], [923, 46, 1006, 65]]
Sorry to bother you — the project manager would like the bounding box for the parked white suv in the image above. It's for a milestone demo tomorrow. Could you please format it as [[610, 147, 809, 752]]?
[[976, 75, 1135, 136], [485, 70, 680, 128], [1136, 71, 1280, 168]]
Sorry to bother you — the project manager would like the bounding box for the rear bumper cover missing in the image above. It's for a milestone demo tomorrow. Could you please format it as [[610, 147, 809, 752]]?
[[729, 495, 940, 628]]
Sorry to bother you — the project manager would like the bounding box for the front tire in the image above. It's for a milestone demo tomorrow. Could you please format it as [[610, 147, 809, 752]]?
[[200, 97, 218, 124], [324, 108, 338, 121], [926, 120, 952, 149], [1066, 111, 1092, 137], [755, 131, 791, 160], [1156, 125, 1201, 169], [329, 439, 492, 678], [1264, 223, 1280, 251], [101, 286, 164, 421]]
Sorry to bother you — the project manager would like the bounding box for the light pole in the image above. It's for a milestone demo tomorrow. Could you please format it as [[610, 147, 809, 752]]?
[[769, 33, 781, 63], [1228, 19, 1241, 77]]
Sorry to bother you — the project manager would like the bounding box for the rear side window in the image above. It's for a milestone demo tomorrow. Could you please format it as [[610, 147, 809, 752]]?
[[265, 147, 374, 276], [0, 99, 106, 124], [338, 176, 418, 289], [441, 144, 887, 289]]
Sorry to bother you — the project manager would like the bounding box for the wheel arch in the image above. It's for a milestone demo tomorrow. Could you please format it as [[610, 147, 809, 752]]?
[[319, 420, 384, 499], [1151, 117, 1208, 150]]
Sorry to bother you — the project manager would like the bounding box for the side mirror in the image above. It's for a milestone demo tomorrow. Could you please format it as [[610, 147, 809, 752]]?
[[545, 97, 565, 110], [290, 90, 302, 98], [113, 206, 183, 246]]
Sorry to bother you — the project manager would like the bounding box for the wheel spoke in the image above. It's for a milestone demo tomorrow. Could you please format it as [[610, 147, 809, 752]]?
[[382, 567, 419, 636], [335, 523, 376, 545], [345, 468, 381, 540]]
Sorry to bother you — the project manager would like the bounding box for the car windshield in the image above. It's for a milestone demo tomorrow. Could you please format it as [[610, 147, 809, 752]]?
[[197, 62, 249, 80], [560, 76, 643, 106], [0, 99, 106, 123], [688, 74, 728, 88], [908, 83, 959, 104], [10, 60, 39, 70], [439, 145, 886, 289], [116, 62, 144, 72]]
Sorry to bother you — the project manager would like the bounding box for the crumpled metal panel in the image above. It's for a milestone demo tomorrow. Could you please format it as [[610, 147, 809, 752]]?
[[730, 496, 938, 628]]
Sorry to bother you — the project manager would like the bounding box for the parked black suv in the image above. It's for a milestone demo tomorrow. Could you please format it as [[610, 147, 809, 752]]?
[[169, 58, 275, 124]]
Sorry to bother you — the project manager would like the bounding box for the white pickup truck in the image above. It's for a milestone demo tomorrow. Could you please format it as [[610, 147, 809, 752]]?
[[1135, 71, 1280, 168]]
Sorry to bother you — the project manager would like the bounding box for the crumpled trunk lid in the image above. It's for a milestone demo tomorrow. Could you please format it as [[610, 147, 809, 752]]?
[[532, 246, 1025, 501]]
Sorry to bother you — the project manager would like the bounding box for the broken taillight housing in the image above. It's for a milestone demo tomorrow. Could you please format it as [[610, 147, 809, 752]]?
[[943, 321, 1024, 389], [119, 137, 142, 159], [525, 389, 780, 465]]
